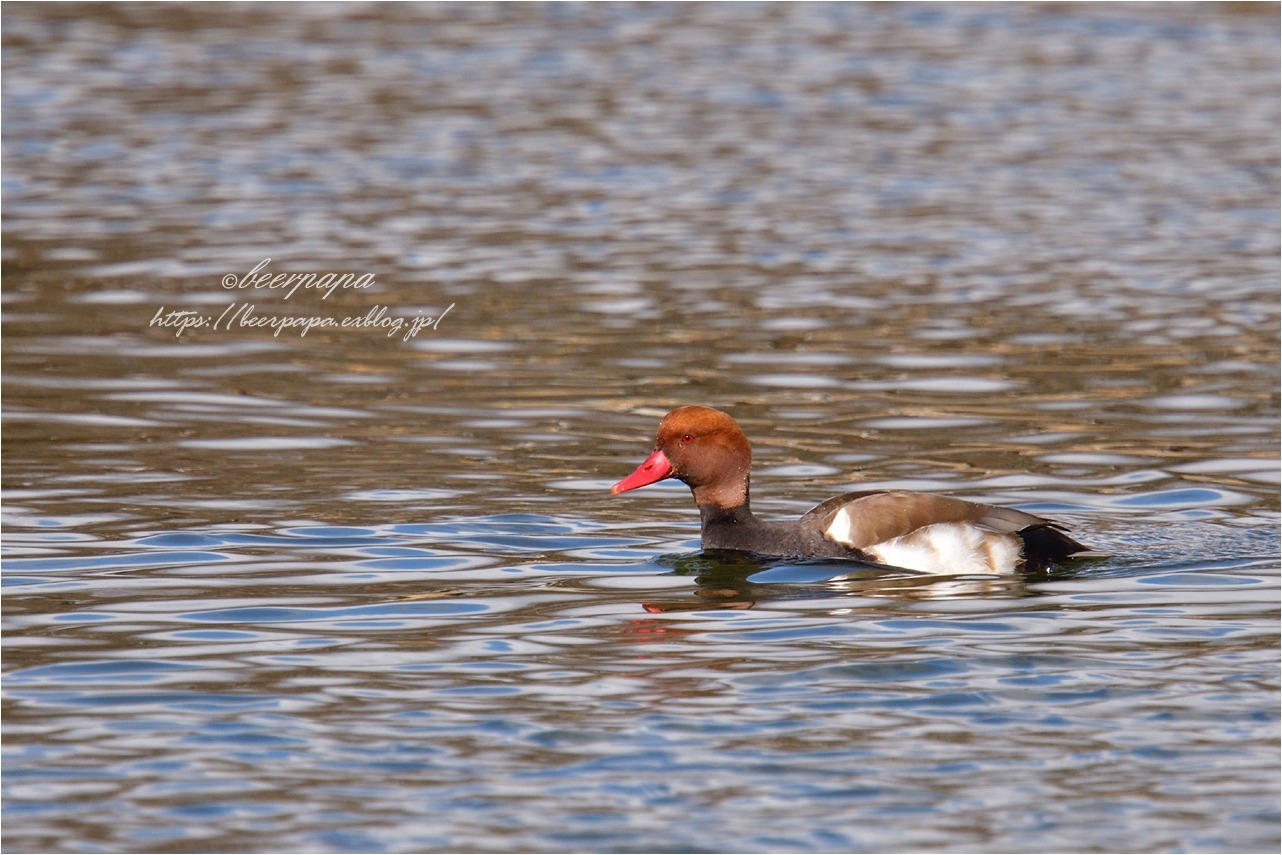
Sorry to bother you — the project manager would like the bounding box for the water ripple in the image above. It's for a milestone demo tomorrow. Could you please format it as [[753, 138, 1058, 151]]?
[[3, 3, 1278, 853]]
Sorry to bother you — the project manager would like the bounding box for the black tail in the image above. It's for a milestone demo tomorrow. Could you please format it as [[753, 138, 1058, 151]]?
[[1018, 523, 1092, 572]]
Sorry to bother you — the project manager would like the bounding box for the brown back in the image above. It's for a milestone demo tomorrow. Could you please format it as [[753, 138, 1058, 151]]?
[[804, 490, 1049, 548]]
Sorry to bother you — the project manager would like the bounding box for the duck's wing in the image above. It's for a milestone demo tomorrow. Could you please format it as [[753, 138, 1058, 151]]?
[[802, 491, 1089, 573], [802, 491, 1040, 546]]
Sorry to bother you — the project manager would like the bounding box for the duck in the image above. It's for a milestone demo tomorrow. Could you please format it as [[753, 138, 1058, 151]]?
[[611, 406, 1089, 574]]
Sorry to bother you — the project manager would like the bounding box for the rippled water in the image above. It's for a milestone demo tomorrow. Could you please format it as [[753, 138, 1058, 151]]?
[[3, 3, 1279, 853]]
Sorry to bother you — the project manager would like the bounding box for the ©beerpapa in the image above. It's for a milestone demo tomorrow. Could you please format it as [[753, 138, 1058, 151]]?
[[148, 258, 377, 338], [222, 257, 375, 301]]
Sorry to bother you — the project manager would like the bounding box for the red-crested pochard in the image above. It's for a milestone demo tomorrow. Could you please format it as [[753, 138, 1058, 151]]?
[[611, 406, 1089, 574]]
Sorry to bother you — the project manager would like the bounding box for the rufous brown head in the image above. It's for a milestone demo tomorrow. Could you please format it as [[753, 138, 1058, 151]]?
[[611, 406, 752, 508]]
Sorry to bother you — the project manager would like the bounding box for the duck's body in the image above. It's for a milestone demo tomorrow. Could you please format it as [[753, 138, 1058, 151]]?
[[611, 406, 1088, 574]]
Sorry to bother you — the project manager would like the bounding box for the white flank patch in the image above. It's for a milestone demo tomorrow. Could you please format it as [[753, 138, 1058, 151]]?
[[825, 506, 857, 545], [863, 522, 1022, 575]]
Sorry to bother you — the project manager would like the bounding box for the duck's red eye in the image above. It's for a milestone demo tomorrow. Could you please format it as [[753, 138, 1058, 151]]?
[[682, 433, 694, 443]]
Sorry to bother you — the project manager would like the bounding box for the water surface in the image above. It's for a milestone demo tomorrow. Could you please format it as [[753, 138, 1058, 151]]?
[[3, 4, 1279, 853]]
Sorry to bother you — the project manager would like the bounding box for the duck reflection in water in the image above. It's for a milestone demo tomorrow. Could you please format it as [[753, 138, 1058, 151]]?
[[641, 550, 1041, 613]]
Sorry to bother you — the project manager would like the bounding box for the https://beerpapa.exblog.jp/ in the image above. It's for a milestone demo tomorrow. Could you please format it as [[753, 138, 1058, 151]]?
[[149, 258, 453, 341]]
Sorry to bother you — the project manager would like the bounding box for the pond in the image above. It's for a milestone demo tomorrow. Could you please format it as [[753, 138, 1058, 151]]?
[[3, 3, 1279, 853]]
